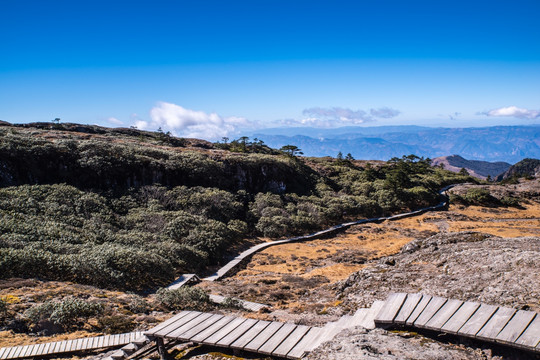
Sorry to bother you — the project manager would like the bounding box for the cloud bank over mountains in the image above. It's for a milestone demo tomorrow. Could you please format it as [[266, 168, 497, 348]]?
[[127, 102, 538, 141], [300, 106, 400, 127]]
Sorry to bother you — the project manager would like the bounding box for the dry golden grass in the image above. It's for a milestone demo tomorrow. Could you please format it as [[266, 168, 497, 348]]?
[[448, 203, 540, 237]]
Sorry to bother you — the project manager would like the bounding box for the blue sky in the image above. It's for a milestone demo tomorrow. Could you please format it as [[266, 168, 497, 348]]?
[[1, 0, 540, 139]]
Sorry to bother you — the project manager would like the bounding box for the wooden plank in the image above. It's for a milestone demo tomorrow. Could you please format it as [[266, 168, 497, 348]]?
[[394, 293, 423, 324], [441, 301, 480, 334], [272, 325, 311, 357], [496, 310, 536, 344], [190, 316, 236, 343], [3, 347, 17, 359], [424, 299, 463, 331], [113, 334, 122, 346], [58, 340, 68, 353], [29, 343, 43, 357], [215, 318, 258, 346], [18, 345, 30, 358], [259, 323, 297, 355], [43, 342, 53, 355], [177, 314, 224, 341], [144, 311, 190, 336], [81, 337, 90, 350], [515, 315, 540, 349], [458, 303, 498, 337], [476, 307, 516, 341], [153, 311, 202, 337], [10, 346, 24, 359], [96, 335, 105, 349], [0, 347, 8, 359], [230, 320, 272, 350], [287, 327, 322, 359], [243, 322, 284, 352], [165, 312, 215, 339], [406, 295, 432, 326], [202, 317, 249, 345], [414, 296, 447, 328]]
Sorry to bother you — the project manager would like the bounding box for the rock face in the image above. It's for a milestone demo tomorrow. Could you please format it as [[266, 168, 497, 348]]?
[[306, 327, 502, 360], [431, 155, 511, 180], [336, 232, 540, 312]]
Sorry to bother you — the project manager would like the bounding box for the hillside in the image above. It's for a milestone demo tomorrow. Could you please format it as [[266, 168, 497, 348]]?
[[0, 122, 472, 291], [431, 155, 511, 180], [496, 158, 540, 181]]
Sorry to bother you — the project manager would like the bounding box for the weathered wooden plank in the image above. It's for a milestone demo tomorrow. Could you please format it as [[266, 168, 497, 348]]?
[[72, 338, 83, 351], [96, 335, 105, 349], [216, 318, 258, 346], [424, 299, 463, 331], [202, 317, 249, 345], [259, 323, 297, 355], [3, 346, 17, 359], [406, 295, 432, 326], [272, 325, 311, 357], [43, 341, 54, 355], [10, 346, 24, 359], [496, 310, 536, 344], [81, 337, 90, 350], [29, 343, 43, 357], [113, 334, 122, 346], [285, 327, 323, 359], [190, 316, 236, 343], [515, 315, 540, 349], [414, 296, 447, 328], [18, 345, 30, 358], [476, 307, 516, 341], [58, 340, 68, 353], [230, 320, 272, 350], [458, 303, 498, 337], [177, 314, 224, 341], [394, 293, 423, 324], [154, 311, 202, 337], [166, 312, 215, 339], [243, 322, 284, 352], [441, 301, 480, 334], [144, 311, 190, 336]]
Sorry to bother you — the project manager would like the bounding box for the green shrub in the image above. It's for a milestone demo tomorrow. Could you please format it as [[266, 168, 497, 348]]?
[[24, 297, 103, 330], [155, 287, 211, 311]]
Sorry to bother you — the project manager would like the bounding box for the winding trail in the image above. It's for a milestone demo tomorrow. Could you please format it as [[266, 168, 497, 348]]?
[[200, 185, 455, 282]]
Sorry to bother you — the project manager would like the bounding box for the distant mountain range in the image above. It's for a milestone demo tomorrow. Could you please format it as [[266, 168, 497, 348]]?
[[250, 125, 540, 163]]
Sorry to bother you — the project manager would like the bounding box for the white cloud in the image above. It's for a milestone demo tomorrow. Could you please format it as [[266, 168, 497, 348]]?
[[297, 106, 400, 128], [481, 106, 540, 119], [147, 102, 252, 140], [107, 117, 123, 125]]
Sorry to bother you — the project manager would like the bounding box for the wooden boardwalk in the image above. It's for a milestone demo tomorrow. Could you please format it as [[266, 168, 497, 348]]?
[[374, 293, 540, 354], [0, 331, 145, 360], [144, 304, 383, 359]]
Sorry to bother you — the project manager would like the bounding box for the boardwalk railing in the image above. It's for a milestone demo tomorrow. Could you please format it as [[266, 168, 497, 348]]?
[[374, 293, 540, 354]]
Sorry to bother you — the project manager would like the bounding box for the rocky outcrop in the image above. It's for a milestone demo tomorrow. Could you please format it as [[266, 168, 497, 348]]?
[[337, 232, 540, 312]]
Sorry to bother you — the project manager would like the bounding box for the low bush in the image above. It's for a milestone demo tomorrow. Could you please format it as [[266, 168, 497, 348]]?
[[24, 297, 103, 330], [155, 287, 212, 311]]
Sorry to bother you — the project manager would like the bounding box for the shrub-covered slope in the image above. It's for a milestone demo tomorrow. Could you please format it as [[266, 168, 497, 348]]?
[[0, 123, 473, 290]]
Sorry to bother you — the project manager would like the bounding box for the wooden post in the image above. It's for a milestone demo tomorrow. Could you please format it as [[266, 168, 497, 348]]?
[[156, 337, 169, 360]]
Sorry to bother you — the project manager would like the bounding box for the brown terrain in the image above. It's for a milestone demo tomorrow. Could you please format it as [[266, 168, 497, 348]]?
[[1, 179, 539, 359]]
